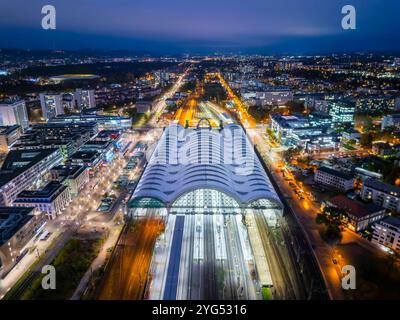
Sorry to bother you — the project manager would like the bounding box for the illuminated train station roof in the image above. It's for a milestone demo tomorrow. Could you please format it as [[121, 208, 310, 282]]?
[[130, 124, 282, 210]]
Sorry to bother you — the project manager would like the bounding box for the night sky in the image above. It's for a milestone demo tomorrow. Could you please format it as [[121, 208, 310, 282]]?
[[0, 0, 399, 54]]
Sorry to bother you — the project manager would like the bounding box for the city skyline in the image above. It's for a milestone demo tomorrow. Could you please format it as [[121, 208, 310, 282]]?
[[1, 0, 400, 54], [0, 0, 400, 307]]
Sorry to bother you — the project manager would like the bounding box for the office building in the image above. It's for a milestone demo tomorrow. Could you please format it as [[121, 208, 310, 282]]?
[[255, 87, 294, 106], [0, 125, 21, 153], [381, 113, 400, 130], [51, 165, 89, 197], [12, 122, 98, 159], [79, 140, 115, 162], [136, 100, 152, 114], [14, 181, 71, 220], [0, 148, 63, 206], [67, 151, 103, 176], [328, 100, 355, 125], [48, 114, 132, 130], [0, 100, 29, 131], [270, 113, 338, 151]]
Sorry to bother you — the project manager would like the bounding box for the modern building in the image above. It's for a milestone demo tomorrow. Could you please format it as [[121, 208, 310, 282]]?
[[67, 151, 103, 176], [0, 125, 21, 153], [75, 89, 96, 110], [0, 206, 45, 277], [342, 129, 361, 144], [48, 114, 132, 130], [0, 148, 63, 206], [255, 87, 293, 106], [314, 166, 355, 192], [395, 97, 400, 111], [372, 142, 393, 156], [328, 100, 355, 126], [40, 94, 65, 120], [95, 130, 123, 149], [11, 122, 98, 159], [270, 113, 338, 151], [79, 140, 115, 162], [136, 100, 153, 114], [51, 165, 89, 197], [372, 216, 400, 252], [381, 113, 400, 130], [14, 181, 71, 220], [324, 195, 387, 232], [130, 123, 283, 216], [361, 179, 400, 213], [0, 100, 29, 131]]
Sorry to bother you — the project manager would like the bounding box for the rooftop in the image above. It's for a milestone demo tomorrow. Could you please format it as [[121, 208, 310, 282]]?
[[327, 195, 384, 219], [0, 148, 60, 188], [380, 216, 400, 229], [364, 179, 400, 196], [131, 124, 282, 208], [15, 181, 68, 202], [0, 125, 20, 135], [69, 150, 101, 162], [317, 166, 354, 181], [51, 165, 86, 179], [0, 206, 36, 245]]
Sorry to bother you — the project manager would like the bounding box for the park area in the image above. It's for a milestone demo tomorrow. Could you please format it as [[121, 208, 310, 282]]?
[[337, 242, 400, 299], [20, 238, 102, 300]]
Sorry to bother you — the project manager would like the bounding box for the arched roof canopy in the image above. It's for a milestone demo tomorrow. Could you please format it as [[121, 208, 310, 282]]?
[[131, 124, 283, 209]]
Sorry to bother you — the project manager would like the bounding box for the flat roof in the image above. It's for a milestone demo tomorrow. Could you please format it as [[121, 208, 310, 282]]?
[[0, 125, 20, 135], [69, 150, 101, 161], [317, 166, 354, 181], [381, 216, 400, 228], [51, 165, 86, 179], [0, 148, 60, 188], [0, 206, 36, 245], [364, 179, 400, 195], [15, 181, 67, 202]]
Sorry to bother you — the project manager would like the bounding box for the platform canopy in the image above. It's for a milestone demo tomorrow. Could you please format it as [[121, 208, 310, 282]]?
[[129, 124, 282, 211]]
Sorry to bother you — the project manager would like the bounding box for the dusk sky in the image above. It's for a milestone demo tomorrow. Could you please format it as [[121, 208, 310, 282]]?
[[0, 0, 399, 54]]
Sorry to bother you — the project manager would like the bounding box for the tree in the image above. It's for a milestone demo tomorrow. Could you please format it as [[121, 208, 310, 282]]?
[[385, 250, 400, 276], [266, 128, 277, 143], [282, 147, 302, 163], [285, 100, 305, 113], [360, 132, 374, 148], [316, 206, 349, 239]]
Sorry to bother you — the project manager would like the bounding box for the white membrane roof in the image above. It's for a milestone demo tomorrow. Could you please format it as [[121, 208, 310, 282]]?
[[132, 124, 282, 208]]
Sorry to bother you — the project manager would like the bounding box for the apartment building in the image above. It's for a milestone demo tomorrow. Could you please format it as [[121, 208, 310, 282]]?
[[314, 166, 355, 192], [361, 179, 400, 213], [372, 216, 400, 252]]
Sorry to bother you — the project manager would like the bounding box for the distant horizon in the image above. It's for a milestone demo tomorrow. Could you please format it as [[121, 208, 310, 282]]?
[[1, 47, 400, 57], [1, 0, 400, 55]]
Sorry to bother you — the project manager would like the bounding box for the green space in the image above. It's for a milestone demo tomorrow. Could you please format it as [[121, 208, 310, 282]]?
[[262, 286, 273, 300], [180, 80, 196, 93], [316, 206, 348, 239], [338, 242, 400, 299], [204, 82, 227, 104], [20, 238, 102, 300], [131, 112, 150, 126]]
